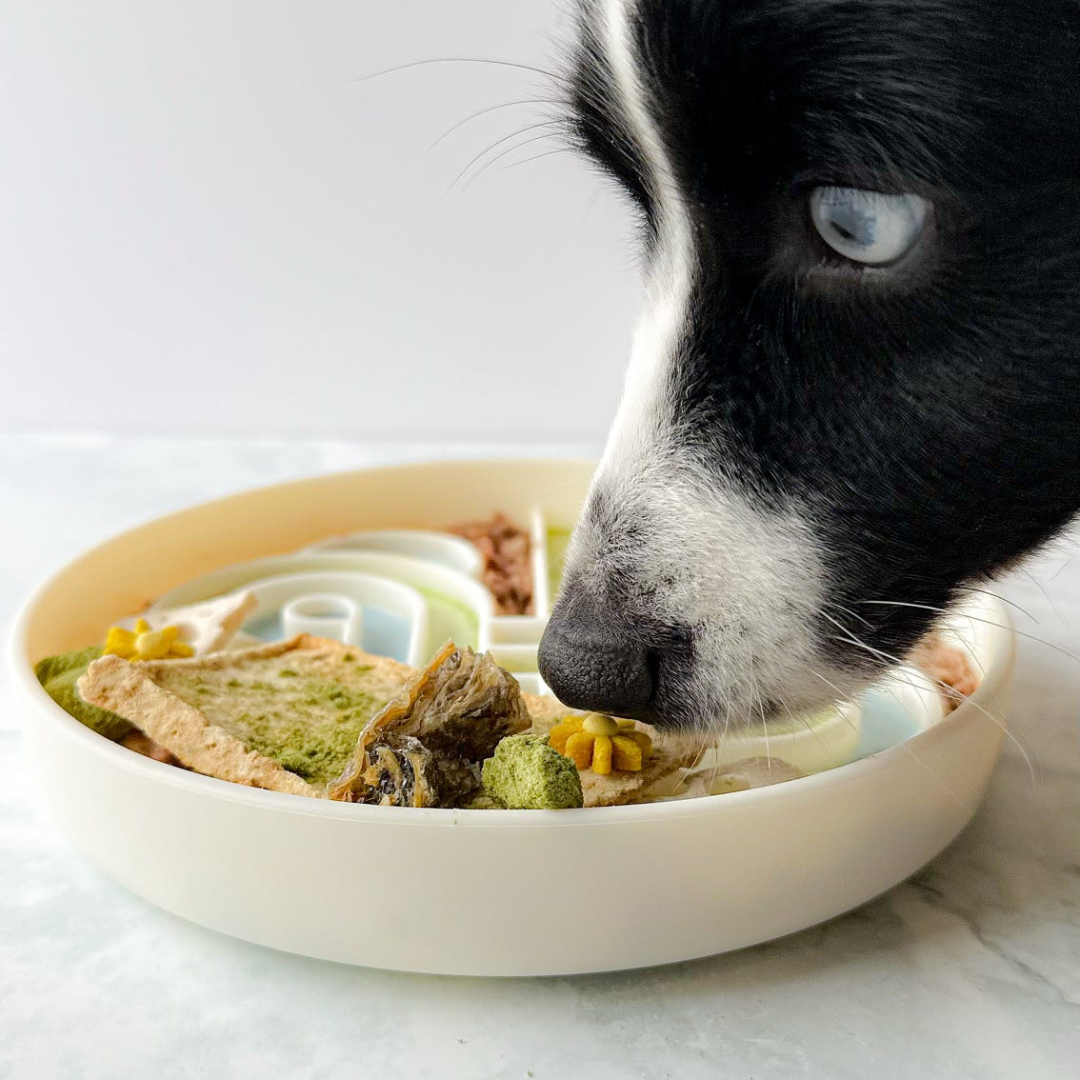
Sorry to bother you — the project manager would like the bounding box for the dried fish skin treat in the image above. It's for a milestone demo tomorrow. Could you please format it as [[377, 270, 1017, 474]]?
[[357, 737, 438, 808], [328, 642, 532, 806]]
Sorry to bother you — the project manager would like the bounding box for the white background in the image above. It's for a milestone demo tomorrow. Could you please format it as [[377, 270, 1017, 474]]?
[[0, 1, 640, 441]]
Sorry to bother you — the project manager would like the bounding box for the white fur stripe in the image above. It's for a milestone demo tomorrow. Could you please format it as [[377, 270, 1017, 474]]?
[[595, 0, 696, 472]]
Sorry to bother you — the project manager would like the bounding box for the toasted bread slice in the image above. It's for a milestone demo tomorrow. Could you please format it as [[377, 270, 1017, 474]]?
[[78, 635, 414, 797]]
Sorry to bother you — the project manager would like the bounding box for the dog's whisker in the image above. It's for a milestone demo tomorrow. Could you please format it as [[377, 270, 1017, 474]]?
[[876, 665, 1036, 791], [747, 653, 771, 770], [448, 123, 567, 192], [496, 147, 575, 173], [826, 631, 1038, 789], [856, 600, 1080, 666], [815, 659, 1016, 804], [818, 607, 861, 639], [891, 740, 973, 811], [762, 714, 771, 771], [803, 665, 857, 714], [1046, 554, 1076, 583], [778, 694, 834, 758], [354, 57, 567, 86], [429, 98, 554, 150], [817, 612, 1011, 759], [699, 731, 721, 798], [781, 635, 1006, 802], [952, 584, 1038, 625], [802, 666, 864, 742], [1015, 567, 1070, 631], [822, 598, 876, 629], [462, 131, 570, 190], [836, 678, 975, 806], [444, 124, 565, 194]]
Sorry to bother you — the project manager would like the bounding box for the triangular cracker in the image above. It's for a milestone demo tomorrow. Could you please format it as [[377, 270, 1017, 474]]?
[[78, 635, 412, 797]]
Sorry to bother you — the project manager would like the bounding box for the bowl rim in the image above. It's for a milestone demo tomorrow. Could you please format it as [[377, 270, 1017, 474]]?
[[9, 459, 1017, 831]]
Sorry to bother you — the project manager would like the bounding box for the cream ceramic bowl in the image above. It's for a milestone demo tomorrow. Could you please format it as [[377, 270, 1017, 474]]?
[[10, 460, 1015, 976]]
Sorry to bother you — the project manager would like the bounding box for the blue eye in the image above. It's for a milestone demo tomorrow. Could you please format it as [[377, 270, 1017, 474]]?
[[809, 186, 929, 266]]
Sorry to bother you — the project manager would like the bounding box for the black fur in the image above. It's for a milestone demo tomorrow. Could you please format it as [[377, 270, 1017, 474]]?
[[549, 0, 1080, 722]]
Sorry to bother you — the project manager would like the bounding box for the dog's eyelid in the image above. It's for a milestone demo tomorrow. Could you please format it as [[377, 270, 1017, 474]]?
[[787, 152, 958, 195], [788, 169, 940, 204]]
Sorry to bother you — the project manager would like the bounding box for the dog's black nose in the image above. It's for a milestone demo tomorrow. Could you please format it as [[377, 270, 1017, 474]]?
[[537, 608, 656, 718]]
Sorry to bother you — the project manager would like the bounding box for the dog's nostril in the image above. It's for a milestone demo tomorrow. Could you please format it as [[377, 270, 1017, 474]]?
[[537, 613, 656, 719]]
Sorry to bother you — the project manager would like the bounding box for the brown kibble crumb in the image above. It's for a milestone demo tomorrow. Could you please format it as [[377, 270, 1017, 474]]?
[[449, 513, 534, 616], [910, 634, 981, 713]]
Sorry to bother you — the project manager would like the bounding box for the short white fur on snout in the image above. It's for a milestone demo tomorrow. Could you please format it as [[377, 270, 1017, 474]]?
[[559, 0, 861, 727], [567, 461, 857, 724]]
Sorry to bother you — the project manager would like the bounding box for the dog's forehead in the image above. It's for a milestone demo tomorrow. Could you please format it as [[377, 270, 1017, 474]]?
[[575, 0, 1080, 190]]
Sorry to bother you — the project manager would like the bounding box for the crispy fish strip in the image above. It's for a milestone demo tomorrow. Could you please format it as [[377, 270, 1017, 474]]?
[[328, 642, 531, 805]]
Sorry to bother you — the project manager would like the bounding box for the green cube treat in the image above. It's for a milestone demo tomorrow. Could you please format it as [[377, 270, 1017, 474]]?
[[481, 734, 583, 810], [34, 646, 133, 742]]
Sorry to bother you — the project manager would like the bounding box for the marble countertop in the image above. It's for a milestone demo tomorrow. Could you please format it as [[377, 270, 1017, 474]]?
[[2, 435, 1077, 1080]]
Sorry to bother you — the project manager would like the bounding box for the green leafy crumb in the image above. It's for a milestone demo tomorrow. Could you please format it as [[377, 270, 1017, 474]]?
[[481, 734, 583, 809], [34, 646, 133, 742]]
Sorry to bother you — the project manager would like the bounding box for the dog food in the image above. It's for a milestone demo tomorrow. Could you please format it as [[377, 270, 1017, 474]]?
[[327, 641, 531, 807], [36, 647, 133, 742], [548, 713, 653, 775], [910, 633, 980, 712], [77, 636, 414, 796], [449, 512, 533, 616], [33, 512, 984, 811], [66, 633, 680, 808], [479, 733, 584, 810]]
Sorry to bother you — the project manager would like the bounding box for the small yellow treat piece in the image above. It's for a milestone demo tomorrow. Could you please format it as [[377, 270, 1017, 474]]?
[[564, 730, 595, 771], [548, 714, 653, 774], [103, 618, 194, 661], [631, 728, 653, 757], [548, 716, 583, 755], [611, 734, 643, 771], [591, 733, 613, 775]]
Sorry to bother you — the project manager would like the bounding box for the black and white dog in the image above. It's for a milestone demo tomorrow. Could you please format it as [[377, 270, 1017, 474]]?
[[537, 0, 1080, 731]]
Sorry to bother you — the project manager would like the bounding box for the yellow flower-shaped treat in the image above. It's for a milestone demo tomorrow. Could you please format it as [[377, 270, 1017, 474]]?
[[548, 713, 653, 776], [103, 618, 194, 661]]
